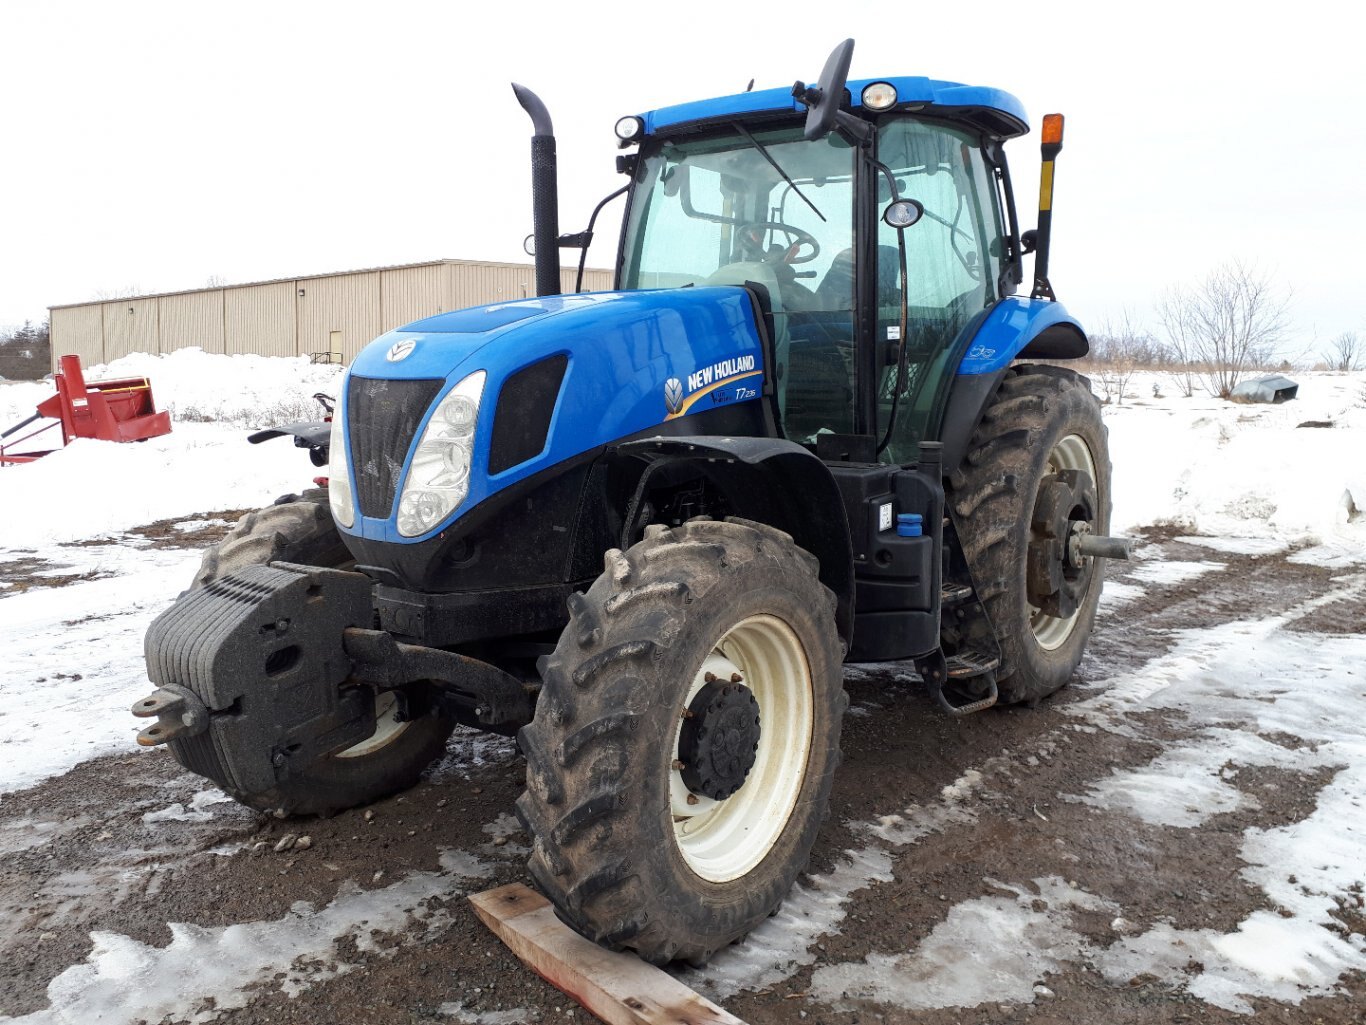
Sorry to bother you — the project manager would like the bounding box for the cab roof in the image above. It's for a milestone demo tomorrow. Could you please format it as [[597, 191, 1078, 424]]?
[[639, 76, 1029, 141]]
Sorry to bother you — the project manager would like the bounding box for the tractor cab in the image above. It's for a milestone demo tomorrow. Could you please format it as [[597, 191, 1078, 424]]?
[[618, 72, 1028, 464]]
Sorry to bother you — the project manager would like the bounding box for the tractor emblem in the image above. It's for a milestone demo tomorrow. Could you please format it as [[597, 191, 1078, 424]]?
[[664, 377, 684, 415], [386, 339, 417, 363]]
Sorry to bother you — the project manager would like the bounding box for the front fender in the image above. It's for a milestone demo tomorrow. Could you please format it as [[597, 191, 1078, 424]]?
[[616, 435, 854, 647]]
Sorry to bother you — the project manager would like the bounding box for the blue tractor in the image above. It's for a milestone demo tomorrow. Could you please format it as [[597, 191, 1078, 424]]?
[[134, 41, 1126, 964]]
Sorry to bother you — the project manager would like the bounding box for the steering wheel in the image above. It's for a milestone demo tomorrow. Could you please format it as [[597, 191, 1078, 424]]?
[[737, 221, 821, 265]]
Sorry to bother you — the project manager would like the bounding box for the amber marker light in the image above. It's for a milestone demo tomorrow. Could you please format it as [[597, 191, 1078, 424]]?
[[1041, 113, 1065, 146]]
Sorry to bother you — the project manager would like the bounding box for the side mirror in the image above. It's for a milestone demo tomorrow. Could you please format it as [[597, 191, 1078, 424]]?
[[883, 199, 924, 230], [795, 39, 855, 142]]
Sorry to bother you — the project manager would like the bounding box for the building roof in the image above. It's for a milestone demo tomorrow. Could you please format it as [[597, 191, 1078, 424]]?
[[48, 258, 612, 311]]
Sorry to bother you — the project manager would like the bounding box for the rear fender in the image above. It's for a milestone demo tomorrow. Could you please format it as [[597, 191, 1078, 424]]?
[[941, 298, 1089, 476], [614, 436, 854, 648]]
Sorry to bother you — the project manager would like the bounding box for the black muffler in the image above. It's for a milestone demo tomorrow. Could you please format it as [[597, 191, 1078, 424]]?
[[512, 83, 561, 298]]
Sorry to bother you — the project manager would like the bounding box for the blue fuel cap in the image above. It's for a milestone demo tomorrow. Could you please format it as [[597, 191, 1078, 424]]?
[[896, 513, 923, 537]]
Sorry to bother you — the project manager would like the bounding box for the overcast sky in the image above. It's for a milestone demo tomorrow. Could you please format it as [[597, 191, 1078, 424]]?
[[4, 0, 1362, 358]]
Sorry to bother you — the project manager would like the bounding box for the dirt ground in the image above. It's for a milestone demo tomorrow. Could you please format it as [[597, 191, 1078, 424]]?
[[1, 526, 1363, 1025]]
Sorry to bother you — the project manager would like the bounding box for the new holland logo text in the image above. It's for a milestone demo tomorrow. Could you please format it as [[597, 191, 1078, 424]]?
[[687, 354, 755, 393]]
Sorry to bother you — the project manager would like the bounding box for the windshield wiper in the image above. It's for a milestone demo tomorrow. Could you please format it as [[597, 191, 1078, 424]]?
[[730, 122, 825, 224]]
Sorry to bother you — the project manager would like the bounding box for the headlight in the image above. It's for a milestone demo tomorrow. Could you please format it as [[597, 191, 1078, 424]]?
[[327, 378, 355, 529], [396, 370, 486, 537]]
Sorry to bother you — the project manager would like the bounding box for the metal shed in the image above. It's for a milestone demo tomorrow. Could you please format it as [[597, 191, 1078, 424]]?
[[48, 259, 613, 370]]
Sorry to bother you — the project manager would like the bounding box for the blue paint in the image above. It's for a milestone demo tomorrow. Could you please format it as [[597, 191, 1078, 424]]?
[[339, 288, 766, 544], [955, 297, 1087, 376], [641, 77, 1027, 137]]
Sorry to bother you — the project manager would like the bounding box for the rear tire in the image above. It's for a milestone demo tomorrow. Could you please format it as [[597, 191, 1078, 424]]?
[[516, 518, 845, 964], [188, 491, 455, 816], [947, 365, 1110, 705]]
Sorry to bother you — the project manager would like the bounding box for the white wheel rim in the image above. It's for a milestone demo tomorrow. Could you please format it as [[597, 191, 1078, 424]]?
[[671, 615, 813, 883], [1030, 433, 1098, 651], [335, 691, 411, 759]]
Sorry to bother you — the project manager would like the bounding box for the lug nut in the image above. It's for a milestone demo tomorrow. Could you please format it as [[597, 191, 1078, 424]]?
[[672, 759, 686, 771], [730, 673, 743, 683], [686, 794, 699, 806]]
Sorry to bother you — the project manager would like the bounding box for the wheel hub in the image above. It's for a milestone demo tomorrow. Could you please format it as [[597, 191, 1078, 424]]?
[[678, 676, 761, 800], [1028, 467, 1097, 619]]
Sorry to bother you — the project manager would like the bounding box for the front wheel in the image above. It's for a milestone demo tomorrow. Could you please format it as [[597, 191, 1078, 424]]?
[[516, 518, 845, 964]]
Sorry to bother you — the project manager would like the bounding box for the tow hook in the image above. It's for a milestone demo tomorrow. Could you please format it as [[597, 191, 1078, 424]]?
[[132, 685, 209, 746]]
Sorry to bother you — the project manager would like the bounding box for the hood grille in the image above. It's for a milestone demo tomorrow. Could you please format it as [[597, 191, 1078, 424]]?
[[346, 376, 444, 519]]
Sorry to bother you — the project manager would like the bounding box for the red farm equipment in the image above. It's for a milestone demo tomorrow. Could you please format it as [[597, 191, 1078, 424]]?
[[0, 354, 172, 465]]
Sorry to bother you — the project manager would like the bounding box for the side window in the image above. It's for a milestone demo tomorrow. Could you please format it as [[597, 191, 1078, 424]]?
[[873, 120, 1004, 464], [875, 121, 994, 314]]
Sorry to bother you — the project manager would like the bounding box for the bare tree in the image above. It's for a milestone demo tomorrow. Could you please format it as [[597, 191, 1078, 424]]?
[[1157, 260, 1290, 398], [1089, 313, 1160, 405], [1325, 331, 1360, 372]]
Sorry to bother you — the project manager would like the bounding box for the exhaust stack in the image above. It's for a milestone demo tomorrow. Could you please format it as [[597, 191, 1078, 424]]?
[[512, 84, 561, 298]]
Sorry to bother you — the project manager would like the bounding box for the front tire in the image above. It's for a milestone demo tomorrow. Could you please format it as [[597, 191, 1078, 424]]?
[[947, 365, 1111, 705], [187, 491, 456, 816], [516, 518, 845, 964]]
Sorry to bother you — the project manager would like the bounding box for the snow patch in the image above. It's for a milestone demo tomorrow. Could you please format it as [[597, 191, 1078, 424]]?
[[811, 877, 1112, 1010], [439, 1003, 531, 1024], [688, 762, 1004, 1000], [682, 847, 894, 1000], [3, 850, 493, 1025], [1127, 559, 1223, 585], [142, 789, 235, 825], [1176, 535, 1290, 556]]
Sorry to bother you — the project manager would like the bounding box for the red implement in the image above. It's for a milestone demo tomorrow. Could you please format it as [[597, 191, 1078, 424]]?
[[0, 354, 172, 464]]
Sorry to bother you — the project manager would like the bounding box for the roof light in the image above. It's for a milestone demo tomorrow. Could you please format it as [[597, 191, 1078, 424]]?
[[1041, 113, 1064, 146], [615, 116, 644, 142], [861, 82, 897, 111]]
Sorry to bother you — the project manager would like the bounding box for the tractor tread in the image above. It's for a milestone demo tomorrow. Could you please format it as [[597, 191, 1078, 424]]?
[[946, 364, 1110, 705], [516, 517, 844, 964]]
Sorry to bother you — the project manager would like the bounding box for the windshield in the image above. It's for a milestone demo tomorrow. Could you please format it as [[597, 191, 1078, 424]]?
[[620, 125, 857, 440]]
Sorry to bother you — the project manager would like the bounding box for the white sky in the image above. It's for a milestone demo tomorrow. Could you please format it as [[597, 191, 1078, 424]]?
[[3, 0, 1363, 357]]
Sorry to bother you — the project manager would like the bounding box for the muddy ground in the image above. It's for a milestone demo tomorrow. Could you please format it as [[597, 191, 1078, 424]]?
[[1, 526, 1363, 1024]]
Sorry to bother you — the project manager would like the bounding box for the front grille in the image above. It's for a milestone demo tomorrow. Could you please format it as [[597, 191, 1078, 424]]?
[[347, 376, 444, 519]]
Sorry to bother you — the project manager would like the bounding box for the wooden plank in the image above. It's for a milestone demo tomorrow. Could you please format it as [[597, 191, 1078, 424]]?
[[470, 883, 747, 1025]]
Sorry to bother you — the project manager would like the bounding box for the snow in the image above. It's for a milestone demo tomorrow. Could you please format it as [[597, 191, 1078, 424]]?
[[811, 877, 1114, 1010], [1103, 371, 1366, 566], [2, 355, 1365, 1018], [1, 850, 493, 1025]]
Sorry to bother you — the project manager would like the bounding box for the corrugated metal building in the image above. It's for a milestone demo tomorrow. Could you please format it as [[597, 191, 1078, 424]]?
[[49, 259, 614, 370]]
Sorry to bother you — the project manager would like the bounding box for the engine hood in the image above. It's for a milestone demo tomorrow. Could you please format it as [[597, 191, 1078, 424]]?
[[338, 287, 768, 545]]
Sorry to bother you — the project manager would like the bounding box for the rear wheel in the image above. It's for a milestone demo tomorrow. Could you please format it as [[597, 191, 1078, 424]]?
[[189, 491, 456, 816], [516, 518, 845, 964], [947, 365, 1110, 705]]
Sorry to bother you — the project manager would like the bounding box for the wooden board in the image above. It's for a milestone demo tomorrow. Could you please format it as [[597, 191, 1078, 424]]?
[[469, 883, 747, 1025]]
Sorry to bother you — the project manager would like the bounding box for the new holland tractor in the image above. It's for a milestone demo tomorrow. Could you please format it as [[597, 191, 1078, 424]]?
[[133, 40, 1126, 964]]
